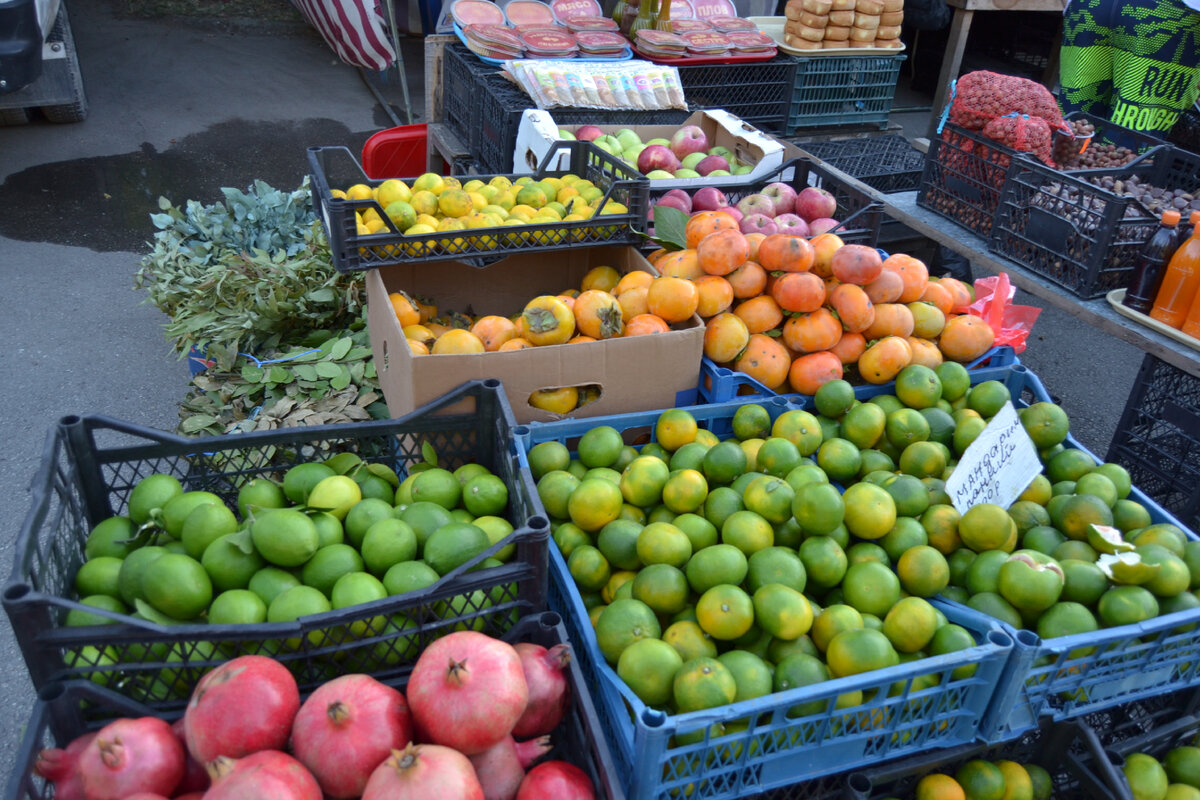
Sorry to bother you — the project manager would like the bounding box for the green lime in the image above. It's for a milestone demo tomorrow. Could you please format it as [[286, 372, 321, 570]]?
[[237, 478, 287, 518], [267, 585, 332, 648], [410, 468, 462, 510], [201, 530, 265, 592], [250, 509, 320, 567], [732, 403, 772, 441], [300, 544, 364, 597], [127, 474, 184, 526], [75, 556, 124, 599], [116, 546, 167, 606], [528, 441, 571, 480], [282, 462, 336, 505], [65, 595, 128, 627], [180, 502, 239, 560], [474, 515, 516, 562], [383, 560, 441, 596], [453, 463, 491, 485], [400, 501, 455, 549], [361, 518, 418, 576], [85, 516, 136, 560], [331, 571, 388, 610], [344, 498, 396, 549], [208, 589, 268, 625], [424, 521, 491, 575], [142, 553, 213, 620], [310, 511, 344, 548], [247, 566, 302, 606], [462, 474, 508, 517], [161, 491, 222, 538]]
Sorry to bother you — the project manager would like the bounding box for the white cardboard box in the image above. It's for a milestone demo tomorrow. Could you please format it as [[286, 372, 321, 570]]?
[[367, 246, 704, 424], [512, 108, 785, 189]]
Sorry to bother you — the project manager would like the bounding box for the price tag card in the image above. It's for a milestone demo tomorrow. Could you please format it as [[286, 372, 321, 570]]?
[[946, 401, 1042, 514]]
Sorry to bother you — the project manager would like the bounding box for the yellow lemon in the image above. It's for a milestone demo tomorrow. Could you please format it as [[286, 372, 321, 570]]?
[[411, 190, 439, 217], [411, 173, 445, 194], [375, 179, 411, 206]]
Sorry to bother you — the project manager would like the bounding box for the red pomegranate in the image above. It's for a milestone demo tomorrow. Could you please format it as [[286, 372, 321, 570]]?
[[204, 750, 322, 800], [183, 655, 300, 763], [290, 674, 414, 799], [33, 731, 96, 800], [469, 735, 552, 800], [170, 717, 209, 795], [362, 743, 483, 800], [516, 761, 596, 800], [511, 643, 571, 738], [75, 717, 184, 800], [406, 631, 529, 755]]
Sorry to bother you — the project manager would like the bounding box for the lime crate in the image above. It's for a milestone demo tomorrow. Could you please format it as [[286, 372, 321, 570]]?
[[308, 141, 649, 271], [471, 64, 692, 175], [1106, 354, 1200, 533], [3, 380, 549, 709], [649, 157, 884, 249], [511, 397, 1015, 800], [783, 54, 906, 135], [988, 146, 1200, 299], [944, 436, 1200, 742], [3, 612, 624, 800], [697, 345, 1019, 405], [798, 134, 926, 194], [675, 55, 797, 134]]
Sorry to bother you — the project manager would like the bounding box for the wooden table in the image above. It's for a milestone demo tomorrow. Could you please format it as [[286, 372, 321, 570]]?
[[925, 0, 1067, 140]]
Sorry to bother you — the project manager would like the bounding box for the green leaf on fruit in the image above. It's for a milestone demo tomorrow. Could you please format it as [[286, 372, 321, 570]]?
[[421, 442, 439, 466], [642, 204, 689, 252]]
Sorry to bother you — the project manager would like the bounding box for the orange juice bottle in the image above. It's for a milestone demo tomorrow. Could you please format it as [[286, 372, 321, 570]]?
[[1177, 229, 1200, 339], [1150, 222, 1200, 329]]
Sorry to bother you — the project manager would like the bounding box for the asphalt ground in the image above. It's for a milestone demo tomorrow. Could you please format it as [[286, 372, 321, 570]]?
[[0, 0, 1146, 786]]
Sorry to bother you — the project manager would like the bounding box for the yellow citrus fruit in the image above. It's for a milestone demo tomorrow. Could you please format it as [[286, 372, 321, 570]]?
[[916, 773, 966, 800], [959, 502, 1018, 552], [696, 584, 755, 640]]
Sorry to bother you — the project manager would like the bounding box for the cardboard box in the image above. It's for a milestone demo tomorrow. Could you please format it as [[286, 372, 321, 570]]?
[[513, 109, 785, 190], [367, 247, 704, 424]]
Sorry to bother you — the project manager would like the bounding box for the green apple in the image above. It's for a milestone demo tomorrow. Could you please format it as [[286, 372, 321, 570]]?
[[681, 152, 707, 170], [732, 164, 754, 175], [647, 138, 671, 147], [622, 144, 647, 164], [615, 129, 643, 150], [593, 135, 621, 155], [709, 145, 734, 161], [558, 129, 577, 141], [673, 168, 701, 179], [707, 169, 732, 177], [645, 170, 676, 180]]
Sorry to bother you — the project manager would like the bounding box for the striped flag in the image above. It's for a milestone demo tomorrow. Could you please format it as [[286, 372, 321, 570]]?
[[290, 0, 397, 70]]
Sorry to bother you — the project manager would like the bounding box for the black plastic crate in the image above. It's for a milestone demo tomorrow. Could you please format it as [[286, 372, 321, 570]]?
[[916, 123, 1020, 238], [472, 68, 692, 175], [308, 141, 649, 271], [648, 157, 883, 247], [3, 612, 624, 800], [1055, 110, 1167, 165], [676, 55, 796, 133], [1074, 703, 1200, 800], [783, 54, 906, 134], [1107, 354, 1200, 533], [3, 380, 550, 708], [440, 41, 495, 149], [798, 134, 925, 193], [988, 147, 1200, 299]]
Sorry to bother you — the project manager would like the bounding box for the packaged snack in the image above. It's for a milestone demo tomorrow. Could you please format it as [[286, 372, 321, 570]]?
[[452, 0, 507, 26], [504, 0, 557, 26]]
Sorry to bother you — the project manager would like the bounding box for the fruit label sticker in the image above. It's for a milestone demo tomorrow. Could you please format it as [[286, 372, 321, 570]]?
[[946, 402, 1041, 513]]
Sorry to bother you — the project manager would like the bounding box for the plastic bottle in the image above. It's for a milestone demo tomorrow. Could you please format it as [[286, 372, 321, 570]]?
[[654, 0, 672, 31], [628, 0, 657, 36], [1177, 232, 1200, 339], [1178, 209, 1200, 250], [1150, 222, 1200, 329], [1123, 210, 1181, 315]]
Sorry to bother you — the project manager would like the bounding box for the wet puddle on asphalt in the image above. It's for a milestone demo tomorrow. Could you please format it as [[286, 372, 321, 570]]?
[[0, 118, 370, 253]]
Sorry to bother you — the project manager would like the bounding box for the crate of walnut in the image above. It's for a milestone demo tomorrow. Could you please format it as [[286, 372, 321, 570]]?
[[989, 146, 1200, 299]]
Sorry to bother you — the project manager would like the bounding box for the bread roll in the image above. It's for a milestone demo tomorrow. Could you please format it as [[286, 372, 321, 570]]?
[[882, 0, 903, 11], [874, 37, 903, 47], [830, 0, 856, 10], [848, 38, 876, 46], [824, 24, 850, 39], [876, 24, 901, 37], [799, 10, 829, 26], [879, 10, 903, 24], [853, 12, 880, 27], [828, 9, 855, 23], [855, 0, 885, 14], [849, 24, 876, 40], [799, 23, 827, 39], [822, 39, 847, 47], [802, 0, 834, 13], [785, 1, 805, 20], [787, 33, 824, 48]]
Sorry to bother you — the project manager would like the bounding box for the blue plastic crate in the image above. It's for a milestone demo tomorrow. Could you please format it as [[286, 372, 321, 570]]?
[[513, 397, 1016, 800], [697, 345, 1021, 405], [948, 433, 1200, 742]]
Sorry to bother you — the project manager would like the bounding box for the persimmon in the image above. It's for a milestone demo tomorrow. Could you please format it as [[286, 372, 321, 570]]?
[[831, 245, 884, 285], [685, 211, 739, 249], [568, 334, 597, 344], [938, 314, 995, 362], [733, 295, 784, 334], [788, 351, 844, 395], [470, 315, 517, 352], [574, 289, 625, 339], [432, 328, 486, 354], [646, 276, 699, 323], [757, 234, 815, 273], [862, 303, 915, 340], [882, 254, 929, 303], [617, 286, 649, 321], [857, 336, 913, 384], [656, 249, 704, 281], [726, 261, 768, 299], [937, 276, 974, 313], [782, 308, 843, 354], [522, 295, 576, 346], [704, 312, 751, 363], [906, 337, 944, 369], [389, 291, 421, 327], [864, 269, 905, 304], [407, 339, 430, 356], [809, 233, 844, 278], [697, 229, 751, 276], [615, 269, 654, 295], [734, 334, 791, 391], [829, 331, 867, 365], [771, 272, 826, 313], [919, 280, 955, 316], [744, 232, 766, 262], [827, 283, 875, 334], [498, 338, 534, 351], [625, 313, 671, 336], [581, 265, 621, 293], [694, 275, 735, 318]]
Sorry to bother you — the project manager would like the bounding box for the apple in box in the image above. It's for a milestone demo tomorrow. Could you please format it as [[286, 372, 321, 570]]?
[[691, 186, 728, 212], [736, 193, 776, 219], [809, 218, 841, 235], [720, 205, 743, 223], [638, 145, 680, 175], [796, 186, 837, 223], [662, 188, 692, 213], [695, 155, 729, 177], [740, 214, 778, 236], [762, 182, 797, 216], [670, 125, 709, 160]]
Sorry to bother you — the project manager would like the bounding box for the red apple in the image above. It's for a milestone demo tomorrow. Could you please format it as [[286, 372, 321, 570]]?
[[720, 205, 743, 223], [740, 214, 778, 235], [762, 182, 798, 216], [691, 186, 729, 212], [654, 195, 691, 217], [669, 125, 709, 160], [773, 213, 810, 236], [736, 193, 776, 219], [663, 188, 693, 213], [638, 144, 681, 175], [575, 125, 605, 142], [795, 186, 837, 223], [696, 155, 730, 177], [808, 217, 841, 235]]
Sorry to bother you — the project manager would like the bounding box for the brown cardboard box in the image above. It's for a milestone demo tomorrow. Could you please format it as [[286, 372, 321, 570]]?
[[367, 247, 704, 424]]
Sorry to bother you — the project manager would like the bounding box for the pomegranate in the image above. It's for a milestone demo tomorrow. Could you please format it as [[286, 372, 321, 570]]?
[[291, 674, 414, 799], [362, 743, 483, 800], [406, 631, 529, 755], [170, 717, 209, 795], [121, 794, 169, 800], [175, 795, 206, 800], [204, 750, 322, 800], [76, 717, 184, 800], [183, 655, 300, 763], [469, 736, 552, 800], [511, 643, 571, 738], [33, 732, 96, 800], [516, 761, 595, 800]]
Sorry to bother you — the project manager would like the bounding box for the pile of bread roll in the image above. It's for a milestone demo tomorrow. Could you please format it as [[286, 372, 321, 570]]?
[[783, 0, 904, 50]]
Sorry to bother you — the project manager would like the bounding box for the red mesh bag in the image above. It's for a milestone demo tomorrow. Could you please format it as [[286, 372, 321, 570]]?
[[981, 113, 1056, 166], [948, 70, 1070, 134]]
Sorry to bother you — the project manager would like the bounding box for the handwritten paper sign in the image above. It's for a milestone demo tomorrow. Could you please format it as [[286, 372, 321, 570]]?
[[946, 401, 1042, 514]]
